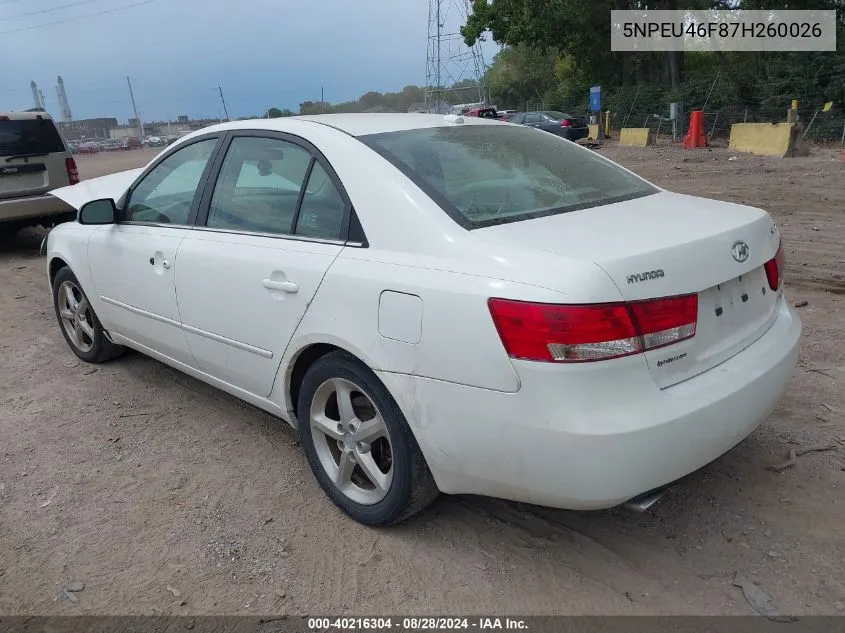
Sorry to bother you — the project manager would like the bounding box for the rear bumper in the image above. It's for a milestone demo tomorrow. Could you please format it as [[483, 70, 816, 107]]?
[[565, 127, 589, 141], [378, 296, 801, 510], [0, 194, 74, 224]]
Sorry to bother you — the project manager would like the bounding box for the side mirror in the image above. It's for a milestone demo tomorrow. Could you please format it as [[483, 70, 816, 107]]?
[[79, 198, 117, 225]]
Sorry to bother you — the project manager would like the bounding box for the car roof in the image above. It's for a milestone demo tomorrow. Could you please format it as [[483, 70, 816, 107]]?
[[195, 113, 504, 139], [0, 110, 55, 121]]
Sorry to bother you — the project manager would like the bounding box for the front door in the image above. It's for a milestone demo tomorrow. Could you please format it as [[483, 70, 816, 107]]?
[[175, 134, 349, 396], [87, 136, 221, 364]]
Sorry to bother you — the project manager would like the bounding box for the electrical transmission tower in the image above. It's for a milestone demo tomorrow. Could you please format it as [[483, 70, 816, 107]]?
[[424, 0, 488, 114]]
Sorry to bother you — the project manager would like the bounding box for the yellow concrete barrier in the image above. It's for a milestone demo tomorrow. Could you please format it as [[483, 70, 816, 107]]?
[[728, 122, 807, 157], [619, 127, 655, 147], [588, 124, 600, 139]]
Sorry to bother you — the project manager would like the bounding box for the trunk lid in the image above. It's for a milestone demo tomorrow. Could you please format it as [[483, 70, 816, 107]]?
[[477, 191, 783, 388], [49, 167, 144, 210]]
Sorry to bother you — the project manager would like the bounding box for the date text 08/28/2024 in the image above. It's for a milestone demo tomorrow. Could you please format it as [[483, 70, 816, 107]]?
[[306, 617, 529, 630]]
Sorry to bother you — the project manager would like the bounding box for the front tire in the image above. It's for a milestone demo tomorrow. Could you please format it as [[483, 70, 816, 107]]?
[[298, 351, 439, 526], [52, 266, 126, 363]]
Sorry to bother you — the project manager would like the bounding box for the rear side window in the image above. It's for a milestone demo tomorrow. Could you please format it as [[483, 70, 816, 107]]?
[[207, 136, 312, 235], [295, 162, 346, 240], [359, 125, 658, 229], [0, 118, 65, 157]]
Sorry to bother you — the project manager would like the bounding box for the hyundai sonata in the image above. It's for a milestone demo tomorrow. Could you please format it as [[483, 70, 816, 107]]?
[[45, 113, 801, 525]]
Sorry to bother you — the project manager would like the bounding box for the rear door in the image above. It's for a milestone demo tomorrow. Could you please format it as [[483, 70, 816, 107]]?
[[174, 132, 350, 397], [0, 114, 69, 201]]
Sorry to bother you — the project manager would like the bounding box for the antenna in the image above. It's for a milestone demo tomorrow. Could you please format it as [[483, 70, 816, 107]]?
[[424, 0, 488, 114], [218, 86, 230, 121]]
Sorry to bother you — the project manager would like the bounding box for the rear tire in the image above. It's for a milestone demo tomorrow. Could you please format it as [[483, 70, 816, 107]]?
[[298, 351, 439, 526], [52, 266, 126, 363]]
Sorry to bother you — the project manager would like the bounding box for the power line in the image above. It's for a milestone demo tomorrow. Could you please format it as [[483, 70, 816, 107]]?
[[1, 0, 99, 21], [0, 0, 160, 35]]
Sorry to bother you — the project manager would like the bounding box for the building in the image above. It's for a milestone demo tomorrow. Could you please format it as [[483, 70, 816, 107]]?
[[58, 118, 119, 141]]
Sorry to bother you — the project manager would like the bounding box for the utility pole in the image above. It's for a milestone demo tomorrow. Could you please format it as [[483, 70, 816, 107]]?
[[218, 86, 230, 121], [126, 76, 144, 137], [321, 86, 324, 112]]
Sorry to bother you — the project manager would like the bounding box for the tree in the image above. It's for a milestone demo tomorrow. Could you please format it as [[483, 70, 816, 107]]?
[[483, 45, 558, 109], [464, 0, 844, 111]]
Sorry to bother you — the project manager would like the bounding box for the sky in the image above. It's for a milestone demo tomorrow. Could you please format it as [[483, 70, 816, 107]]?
[[1, 0, 500, 123]]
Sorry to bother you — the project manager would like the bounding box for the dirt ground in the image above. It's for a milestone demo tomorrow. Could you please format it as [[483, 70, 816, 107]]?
[[1, 143, 843, 617]]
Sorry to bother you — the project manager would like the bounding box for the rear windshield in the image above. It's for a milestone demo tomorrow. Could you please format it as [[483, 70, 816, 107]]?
[[0, 117, 66, 157], [359, 124, 658, 229]]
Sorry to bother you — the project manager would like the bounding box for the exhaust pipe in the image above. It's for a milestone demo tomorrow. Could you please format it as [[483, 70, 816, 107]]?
[[623, 486, 669, 512]]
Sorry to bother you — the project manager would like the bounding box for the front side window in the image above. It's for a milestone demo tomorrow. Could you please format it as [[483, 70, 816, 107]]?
[[359, 125, 658, 229], [206, 136, 311, 235], [125, 138, 218, 225]]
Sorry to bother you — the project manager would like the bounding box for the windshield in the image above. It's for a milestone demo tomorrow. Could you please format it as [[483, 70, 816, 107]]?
[[359, 124, 658, 229], [542, 111, 569, 120], [0, 117, 65, 157]]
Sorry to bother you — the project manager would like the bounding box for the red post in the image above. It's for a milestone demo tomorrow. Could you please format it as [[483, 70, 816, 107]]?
[[683, 110, 708, 149]]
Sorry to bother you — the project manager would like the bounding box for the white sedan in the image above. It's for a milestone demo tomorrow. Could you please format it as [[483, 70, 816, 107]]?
[[46, 113, 801, 526]]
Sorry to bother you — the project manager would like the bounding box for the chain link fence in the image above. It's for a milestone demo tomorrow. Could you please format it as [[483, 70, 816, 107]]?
[[520, 80, 845, 146]]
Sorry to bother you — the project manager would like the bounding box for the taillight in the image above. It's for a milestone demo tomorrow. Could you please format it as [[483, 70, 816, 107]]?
[[764, 242, 784, 291], [488, 294, 698, 363], [561, 119, 572, 127], [65, 157, 80, 185]]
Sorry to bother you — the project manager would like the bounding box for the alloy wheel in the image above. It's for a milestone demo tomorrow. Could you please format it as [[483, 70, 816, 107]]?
[[57, 280, 95, 354], [309, 377, 394, 505]]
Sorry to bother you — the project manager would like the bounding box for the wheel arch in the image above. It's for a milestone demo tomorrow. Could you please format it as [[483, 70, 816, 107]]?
[[48, 256, 70, 285], [287, 342, 341, 425], [278, 337, 388, 429]]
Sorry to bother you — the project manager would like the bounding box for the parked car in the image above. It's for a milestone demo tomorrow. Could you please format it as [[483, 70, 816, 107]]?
[[509, 110, 589, 141], [121, 136, 142, 150], [45, 113, 800, 526], [76, 142, 100, 154], [463, 107, 502, 120], [0, 110, 78, 231], [497, 109, 517, 122]]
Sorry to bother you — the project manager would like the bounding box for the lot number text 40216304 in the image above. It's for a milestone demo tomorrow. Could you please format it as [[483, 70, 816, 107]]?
[[307, 617, 529, 630]]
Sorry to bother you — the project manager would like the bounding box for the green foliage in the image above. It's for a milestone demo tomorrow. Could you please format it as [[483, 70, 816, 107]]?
[[296, 85, 428, 115], [264, 107, 294, 118], [463, 0, 844, 126], [484, 45, 559, 109]]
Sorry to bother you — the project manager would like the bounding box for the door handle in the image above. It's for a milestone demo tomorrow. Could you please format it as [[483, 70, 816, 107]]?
[[149, 256, 171, 269], [263, 278, 298, 293]]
